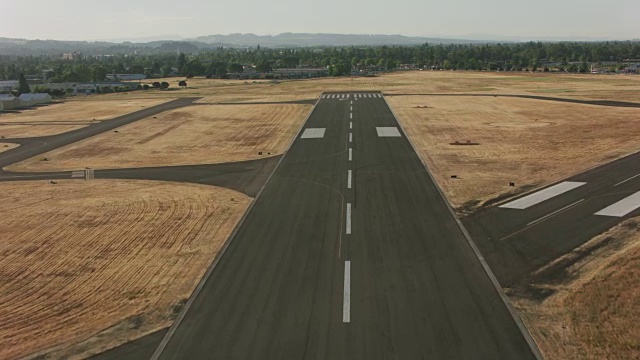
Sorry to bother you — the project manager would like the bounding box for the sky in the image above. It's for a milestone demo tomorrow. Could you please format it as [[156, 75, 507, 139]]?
[[1, 0, 638, 41]]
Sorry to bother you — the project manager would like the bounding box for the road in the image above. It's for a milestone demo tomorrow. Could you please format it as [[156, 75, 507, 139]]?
[[464, 149, 640, 286], [152, 92, 539, 359]]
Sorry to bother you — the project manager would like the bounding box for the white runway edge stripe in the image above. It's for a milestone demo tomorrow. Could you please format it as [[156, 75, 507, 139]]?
[[346, 203, 352, 234], [595, 190, 640, 217], [343, 261, 351, 323], [348, 170, 352, 189], [499, 181, 586, 210]]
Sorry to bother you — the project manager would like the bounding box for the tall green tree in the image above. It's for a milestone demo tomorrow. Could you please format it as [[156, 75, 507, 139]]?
[[18, 73, 31, 93], [91, 65, 108, 82]]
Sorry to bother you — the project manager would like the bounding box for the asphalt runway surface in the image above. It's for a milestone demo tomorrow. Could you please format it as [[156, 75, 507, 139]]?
[[152, 92, 539, 360], [464, 150, 640, 286]]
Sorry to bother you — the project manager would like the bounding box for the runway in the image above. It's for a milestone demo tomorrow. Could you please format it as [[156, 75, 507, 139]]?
[[152, 92, 539, 359], [464, 149, 640, 286]]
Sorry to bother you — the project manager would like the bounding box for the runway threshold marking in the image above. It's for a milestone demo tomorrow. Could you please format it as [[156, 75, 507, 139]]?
[[595, 190, 640, 217], [499, 181, 586, 210], [343, 261, 351, 323], [526, 199, 585, 226], [346, 203, 352, 234], [348, 170, 352, 189], [614, 173, 640, 187], [301, 128, 326, 139], [376, 127, 402, 137], [348, 148, 352, 161]]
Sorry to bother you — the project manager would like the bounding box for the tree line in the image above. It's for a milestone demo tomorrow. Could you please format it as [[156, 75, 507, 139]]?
[[1, 41, 638, 83]]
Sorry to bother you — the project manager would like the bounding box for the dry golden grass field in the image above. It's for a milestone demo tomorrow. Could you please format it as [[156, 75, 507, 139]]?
[[511, 216, 640, 360], [0, 98, 172, 138], [387, 95, 640, 209], [2, 71, 640, 358], [0, 180, 251, 360], [97, 71, 640, 103], [7, 103, 311, 172]]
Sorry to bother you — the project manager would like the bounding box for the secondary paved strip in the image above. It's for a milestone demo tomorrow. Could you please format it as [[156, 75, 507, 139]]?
[[343, 261, 351, 323], [346, 202, 352, 234], [499, 181, 586, 209], [614, 173, 640, 186], [526, 199, 585, 226], [347, 170, 352, 189], [595, 190, 640, 217]]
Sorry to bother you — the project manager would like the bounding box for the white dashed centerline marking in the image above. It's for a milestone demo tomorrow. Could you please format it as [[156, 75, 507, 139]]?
[[349, 133, 353, 142], [348, 148, 352, 161], [614, 173, 640, 187], [346, 203, 352, 234], [350, 113, 352, 119], [527, 199, 585, 226], [349, 122, 352, 129], [348, 170, 352, 189], [350, 106, 352, 111], [343, 261, 351, 323]]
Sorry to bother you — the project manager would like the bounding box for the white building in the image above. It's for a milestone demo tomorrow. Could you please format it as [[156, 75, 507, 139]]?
[[0, 95, 21, 110], [105, 74, 146, 81], [18, 93, 52, 107]]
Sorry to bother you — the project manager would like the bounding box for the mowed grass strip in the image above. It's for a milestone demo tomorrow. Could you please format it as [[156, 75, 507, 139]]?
[[0, 180, 251, 360], [7, 103, 311, 172], [387, 95, 640, 209]]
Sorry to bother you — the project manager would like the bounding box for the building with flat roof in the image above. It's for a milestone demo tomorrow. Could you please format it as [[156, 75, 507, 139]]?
[[105, 74, 146, 81], [0, 81, 19, 92]]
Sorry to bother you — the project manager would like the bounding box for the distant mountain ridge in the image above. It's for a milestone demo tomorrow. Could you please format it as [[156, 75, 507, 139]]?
[[191, 32, 488, 46], [0, 33, 638, 56]]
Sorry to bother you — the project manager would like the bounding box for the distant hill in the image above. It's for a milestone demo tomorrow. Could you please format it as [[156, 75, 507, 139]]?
[[0, 33, 638, 56], [192, 33, 487, 47]]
